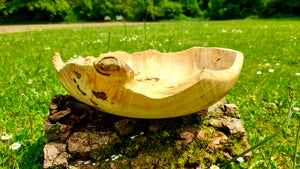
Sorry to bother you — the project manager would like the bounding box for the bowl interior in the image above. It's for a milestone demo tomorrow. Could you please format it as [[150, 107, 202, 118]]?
[[112, 47, 238, 98]]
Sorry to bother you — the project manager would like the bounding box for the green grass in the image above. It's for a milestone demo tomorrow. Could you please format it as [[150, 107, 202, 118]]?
[[0, 19, 299, 168]]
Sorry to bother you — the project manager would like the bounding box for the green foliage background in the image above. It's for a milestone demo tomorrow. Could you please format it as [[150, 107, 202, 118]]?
[[0, 0, 299, 24]]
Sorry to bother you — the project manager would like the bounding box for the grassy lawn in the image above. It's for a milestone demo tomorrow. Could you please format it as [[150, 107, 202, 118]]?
[[0, 19, 299, 168]]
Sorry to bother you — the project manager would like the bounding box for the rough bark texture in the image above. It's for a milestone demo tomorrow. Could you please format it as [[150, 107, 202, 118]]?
[[44, 94, 251, 169]]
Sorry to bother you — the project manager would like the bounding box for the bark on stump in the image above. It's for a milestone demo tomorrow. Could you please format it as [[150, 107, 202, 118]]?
[[44, 94, 251, 169]]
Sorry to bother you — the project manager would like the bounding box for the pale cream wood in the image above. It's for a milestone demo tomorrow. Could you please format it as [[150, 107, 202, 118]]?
[[53, 47, 243, 118]]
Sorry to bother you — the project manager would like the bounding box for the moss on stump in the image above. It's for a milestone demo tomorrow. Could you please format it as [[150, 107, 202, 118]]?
[[44, 95, 251, 169]]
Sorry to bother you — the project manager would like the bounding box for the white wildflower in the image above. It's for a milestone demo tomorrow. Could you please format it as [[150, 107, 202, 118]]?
[[293, 107, 299, 112], [210, 165, 220, 169], [265, 63, 270, 66], [296, 73, 300, 76], [268, 69, 274, 73], [10, 142, 21, 150], [276, 63, 280, 66], [236, 30, 243, 33], [28, 79, 33, 84], [237, 157, 244, 163], [221, 29, 227, 33], [256, 71, 262, 75], [1, 134, 12, 141]]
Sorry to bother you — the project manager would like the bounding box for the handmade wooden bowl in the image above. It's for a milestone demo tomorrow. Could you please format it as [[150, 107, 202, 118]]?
[[53, 47, 243, 118]]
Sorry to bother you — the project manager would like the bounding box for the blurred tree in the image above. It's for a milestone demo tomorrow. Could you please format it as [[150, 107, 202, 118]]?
[[159, 0, 182, 19], [207, 0, 261, 20], [262, 0, 300, 17], [92, 0, 114, 20], [72, 0, 93, 20], [177, 0, 202, 17], [0, 0, 299, 24], [0, 0, 70, 23]]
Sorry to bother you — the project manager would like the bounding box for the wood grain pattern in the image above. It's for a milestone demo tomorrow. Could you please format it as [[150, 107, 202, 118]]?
[[53, 47, 243, 118]]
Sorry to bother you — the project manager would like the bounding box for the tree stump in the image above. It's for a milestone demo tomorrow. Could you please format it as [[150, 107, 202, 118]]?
[[44, 95, 251, 169]]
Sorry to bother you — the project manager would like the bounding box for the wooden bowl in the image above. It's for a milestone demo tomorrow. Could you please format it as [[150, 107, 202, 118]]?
[[53, 47, 243, 118]]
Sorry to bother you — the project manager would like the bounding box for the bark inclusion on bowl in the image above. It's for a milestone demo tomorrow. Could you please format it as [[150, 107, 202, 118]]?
[[52, 47, 244, 118]]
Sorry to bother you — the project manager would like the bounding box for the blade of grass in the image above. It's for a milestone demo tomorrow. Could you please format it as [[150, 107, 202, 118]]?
[[266, 143, 276, 169], [21, 94, 33, 140], [293, 125, 300, 169], [123, 20, 128, 50], [32, 52, 41, 76], [107, 28, 111, 52], [167, 33, 174, 52], [143, 9, 149, 50]]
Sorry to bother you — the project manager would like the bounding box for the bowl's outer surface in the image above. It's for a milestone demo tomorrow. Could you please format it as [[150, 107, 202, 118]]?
[[53, 47, 244, 118]]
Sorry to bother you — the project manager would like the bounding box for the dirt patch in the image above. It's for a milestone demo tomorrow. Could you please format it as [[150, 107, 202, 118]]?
[[0, 22, 160, 34]]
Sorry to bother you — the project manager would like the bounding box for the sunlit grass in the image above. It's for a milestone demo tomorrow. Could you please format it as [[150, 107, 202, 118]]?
[[0, 19, 299, 168]]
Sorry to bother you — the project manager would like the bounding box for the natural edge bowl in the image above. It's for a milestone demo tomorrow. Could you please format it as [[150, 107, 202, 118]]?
[[53, 47, 243, 119]]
